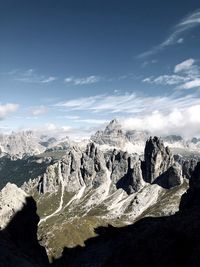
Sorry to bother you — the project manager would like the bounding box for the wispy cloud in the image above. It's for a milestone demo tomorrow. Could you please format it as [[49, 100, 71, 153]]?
[[56, 116, 108, 124], [179, 79, 200, 89], [55, 95, 104, 110], [40, 76, 57, 83], [5, 69, 57, 84], [62, 115, 80, 120], [29, 105, 48, 116], [64, 75, 101, 85], [143, 75, 189, 85], [141, 59, 158, 68], [74, 119, 108, 124], [143, 58, 200, 90], [139, 9, 200, 58], [0, 103, 19, 120], [55, 91, 200, 115]]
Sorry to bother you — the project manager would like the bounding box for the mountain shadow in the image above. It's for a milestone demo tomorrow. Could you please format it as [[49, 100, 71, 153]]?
[[0, 196, 49, 267], [51, 212, 200, 267]]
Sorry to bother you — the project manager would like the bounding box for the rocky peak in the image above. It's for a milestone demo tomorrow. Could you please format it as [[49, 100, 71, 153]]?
[[107, 149, 144, 194], [91, 119, 126, 147], [105, 119, 122, 132], [144, 136, 174, 183], [81, 143, 107, 188]]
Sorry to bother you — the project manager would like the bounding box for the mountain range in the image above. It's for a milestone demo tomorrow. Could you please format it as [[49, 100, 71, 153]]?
[[1, 119, 200, 160], [0, 119, 200, 266]]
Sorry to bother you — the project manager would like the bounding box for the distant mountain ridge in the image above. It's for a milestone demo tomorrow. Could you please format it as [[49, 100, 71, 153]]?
[[0, 119, 200, 159], [91, 119, 200, 155], [0, 131, 52, 158]]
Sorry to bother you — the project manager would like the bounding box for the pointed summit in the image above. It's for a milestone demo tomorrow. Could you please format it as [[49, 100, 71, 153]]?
[[91, 119, 125, 147], [105, 119, 122, 132]]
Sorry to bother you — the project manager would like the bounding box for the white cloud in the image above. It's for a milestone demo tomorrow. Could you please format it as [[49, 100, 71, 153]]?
[[174, 58, 195, 73], [139, 9, 200, 57], [38, 123, 72, 133], [30, 105, 48, 116], [144, 58, 200, 90], [178, 79, 200, 90], [0, 103, 19, 120], [121, 105, 200, 138], [177, 38, 184, 44], [43, 123, 57, 131], [64, 75, 101, 85], [24, 123, 73, 139], [64, 77, 74, 83], [63, 115, 80, 120], [55, 91, 200, 137], [61, 125, 72, 132]]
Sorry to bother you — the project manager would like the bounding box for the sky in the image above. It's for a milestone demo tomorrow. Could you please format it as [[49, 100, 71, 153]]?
[[1, 0, 200, 138]]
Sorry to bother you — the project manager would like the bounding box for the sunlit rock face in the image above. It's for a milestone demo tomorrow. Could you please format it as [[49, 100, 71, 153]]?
[[91, 119, 126, 147], [0, 183, 28, 229]]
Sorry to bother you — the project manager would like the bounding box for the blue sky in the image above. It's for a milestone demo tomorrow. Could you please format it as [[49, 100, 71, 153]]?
[[0, 0, 200, 138]]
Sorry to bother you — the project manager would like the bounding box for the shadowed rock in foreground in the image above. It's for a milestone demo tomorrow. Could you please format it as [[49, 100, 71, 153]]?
[[0, 184, 48, 267]]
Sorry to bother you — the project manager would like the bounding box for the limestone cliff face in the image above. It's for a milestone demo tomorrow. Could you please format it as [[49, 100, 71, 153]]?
[[81, 143, 108, 188], [61, 146, 84, 192], [107, 150, 144, 194], [24, 137, 184, 198], [154, 162, 183, 189], [144, 136, 174, 183]]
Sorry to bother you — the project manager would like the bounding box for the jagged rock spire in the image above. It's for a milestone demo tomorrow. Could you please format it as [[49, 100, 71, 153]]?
[[144, 136, 174, 183]]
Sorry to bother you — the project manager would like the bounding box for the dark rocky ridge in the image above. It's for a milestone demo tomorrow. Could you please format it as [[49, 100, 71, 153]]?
[[0, 196, 49, 267]]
